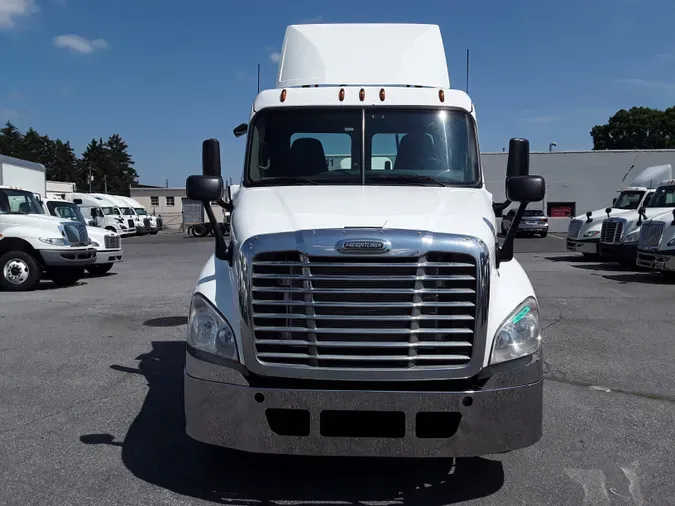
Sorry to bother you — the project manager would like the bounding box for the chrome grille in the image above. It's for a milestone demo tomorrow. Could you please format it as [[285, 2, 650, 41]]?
[[127, 219, 135, 228], [568, 219, 583, 239], [600, 219, 624, 244], [639, 221, 665, 249], [63, 222, 89, 246], [144, 217, 151, 228], [250, 251, 477, 370], [104, 235, 121, 249]]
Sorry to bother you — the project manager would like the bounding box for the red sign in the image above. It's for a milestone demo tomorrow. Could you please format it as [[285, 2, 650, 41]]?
[[550, 206, 572, 218]]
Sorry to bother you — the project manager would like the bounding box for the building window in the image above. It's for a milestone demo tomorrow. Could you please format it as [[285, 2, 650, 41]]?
[[150, 196, 159, 206], [166, 196, 175, 206], [547, 202, 576, 218]]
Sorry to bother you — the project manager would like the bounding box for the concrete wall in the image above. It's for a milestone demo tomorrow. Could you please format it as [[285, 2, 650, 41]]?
[[482, 150, 675, 232]]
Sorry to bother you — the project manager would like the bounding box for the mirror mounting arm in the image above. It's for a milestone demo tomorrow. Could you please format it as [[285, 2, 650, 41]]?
[[216, 198, 233, 212], [203, 204, 230, 263], [497, 201, 527, 267]]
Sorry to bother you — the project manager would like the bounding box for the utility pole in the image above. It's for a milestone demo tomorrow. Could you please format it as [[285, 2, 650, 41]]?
[[104, 174, 108, 194], [466, 49, 470, 94], [89, 167, 93, 192], [257, 64, 261, 94]]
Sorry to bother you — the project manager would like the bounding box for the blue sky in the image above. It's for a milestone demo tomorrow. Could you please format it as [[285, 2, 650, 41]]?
[[2, 0, 675, 187]]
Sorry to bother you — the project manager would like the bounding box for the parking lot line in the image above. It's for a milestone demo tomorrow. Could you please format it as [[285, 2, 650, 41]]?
[[550, 234, 566, 240]]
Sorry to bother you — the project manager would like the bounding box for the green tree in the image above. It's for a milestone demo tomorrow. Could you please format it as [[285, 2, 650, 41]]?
[[0, 121, 23, 156], [80, 138, 111, 193], [590, 106, 675, 150], [104, 134, 138, 195]]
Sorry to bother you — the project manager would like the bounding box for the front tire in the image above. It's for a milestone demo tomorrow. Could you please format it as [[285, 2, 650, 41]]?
[[49, 267, 85, 287], [0, 251, 41, 291], [86, 263, 114, 276], [540, 232, 548, 238]]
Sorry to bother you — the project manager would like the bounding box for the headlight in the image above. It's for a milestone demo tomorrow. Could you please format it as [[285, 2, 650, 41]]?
[[490, 297, 541, 365], [583, 230, 600, 238], [39, 237, 67, 246], [623, 230, 640, 243], [187, 293, 238, 361]]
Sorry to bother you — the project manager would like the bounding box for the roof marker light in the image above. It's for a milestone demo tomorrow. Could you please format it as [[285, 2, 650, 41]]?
[[379, 88, 386, 101], [280, 89, 287, 102], [339, 88, 345, 102], [359, 88, 365, 101], [439, 89, 445, 103]]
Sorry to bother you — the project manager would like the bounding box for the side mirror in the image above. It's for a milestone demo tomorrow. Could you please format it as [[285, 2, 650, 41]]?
[[506, 138, 530, 179], [202, 139, 222, 177], [637, 205, 647, 226], [586, 211, 593, 223], [186, 175, 223, 202], [73, 198, 82, 205], [605, 207, 612, 218], [233, 123, 248, 138], [505, 176, 545, 203], [612, 198, 617, 205]]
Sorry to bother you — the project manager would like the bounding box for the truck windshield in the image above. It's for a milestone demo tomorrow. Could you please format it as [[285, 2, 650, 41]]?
[[647, 185, 675, 208], [120, 207, 134, 215], [0, 189, 45, 215], [613, 190, 644, 209], [46, 202, 86, 224], [246, 107, 480, 187], [134, 208, 148, 215], [101, 207, 118, 216]]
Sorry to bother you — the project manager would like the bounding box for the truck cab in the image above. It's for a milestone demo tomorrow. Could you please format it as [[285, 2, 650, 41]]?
[[0, 185, 96, 290], [635, 180, 675, 277], [182, 23, 547, 458], [72, 193, 134, 236], [599, 178, 675, 265], [92, 194, 145, 236], [42, 196, 123, 276], [566, 163, 671, 257], [118, 195, 159, 235]]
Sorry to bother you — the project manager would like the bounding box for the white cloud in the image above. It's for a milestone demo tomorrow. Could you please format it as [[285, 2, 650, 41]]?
[[269, 51, 281, 63], [0, 0, 38, 29], [53, 34, 109, 54]]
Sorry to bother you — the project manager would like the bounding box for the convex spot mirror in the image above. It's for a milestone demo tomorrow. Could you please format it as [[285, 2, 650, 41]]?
[[506, 175, 546, 203], [186, 175, 223, 202]]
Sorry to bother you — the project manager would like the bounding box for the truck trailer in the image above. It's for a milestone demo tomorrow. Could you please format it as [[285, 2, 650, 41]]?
[[182, 23, 546, 458]]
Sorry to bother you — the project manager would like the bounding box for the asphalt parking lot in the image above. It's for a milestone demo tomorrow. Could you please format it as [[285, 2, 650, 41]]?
[[1, 231, 673, 505]]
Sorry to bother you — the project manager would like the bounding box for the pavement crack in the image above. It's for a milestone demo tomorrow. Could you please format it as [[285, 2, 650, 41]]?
[[545, 375, 675, 404]]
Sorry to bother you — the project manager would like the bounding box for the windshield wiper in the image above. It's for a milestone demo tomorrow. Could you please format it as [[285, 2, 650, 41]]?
[[250, 177, 318, 186], [366, 174, 446, 187]]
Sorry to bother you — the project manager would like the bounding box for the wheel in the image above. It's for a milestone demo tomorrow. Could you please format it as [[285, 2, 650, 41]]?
[[540, 232, 548, 238], [192, 224, 209, 237], [49, 267, 85, 287], [661, 271, 675, 281], [149, 229, 158, 235], [86, 263, 113, 276], [0, 250, 41, 291]]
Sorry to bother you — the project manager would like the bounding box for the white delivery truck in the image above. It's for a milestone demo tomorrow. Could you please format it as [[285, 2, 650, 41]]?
[[0, 154, 97, 290], [93, 194, 146, 235], [599, 178, 675, 265], [635, 180, 675, 278], [182, 23, 547, 459], [566, 164, 671, 257], [42, 196, 123, 275], [116, 195, 159, 235], [72, 192, 135, 236]]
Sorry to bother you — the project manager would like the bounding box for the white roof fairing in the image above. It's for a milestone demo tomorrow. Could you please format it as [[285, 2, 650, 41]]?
[[275, 23, 451, 89]]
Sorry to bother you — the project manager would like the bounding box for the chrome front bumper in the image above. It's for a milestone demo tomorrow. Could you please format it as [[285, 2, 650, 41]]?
[[636, 249, 675, 271], [566, 238, 599, 254], [184, 350, 543, 458], [93, 249, 123, 265]]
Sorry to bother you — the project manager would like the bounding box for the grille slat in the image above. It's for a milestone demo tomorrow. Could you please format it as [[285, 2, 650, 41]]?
[[128, 219, 135, 228], [251, 251, 477, 370], [104, 235, 121, 249], [600, 219, 625, 244], [568, 219, 583, 239], [639, 221, 665, 249]]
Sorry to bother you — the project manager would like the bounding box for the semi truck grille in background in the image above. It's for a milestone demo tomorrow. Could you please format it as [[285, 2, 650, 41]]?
[[568, 220, 583, 239], [128, 219, 135, 228], [639, 221, 665, 249], [63, 222, 89, 246], [104, 235, 121, 249], [156, 217, 163, 229], [600, 219, 624, 244], [144, 218, 151, 228], [250, 252, 478, 370]]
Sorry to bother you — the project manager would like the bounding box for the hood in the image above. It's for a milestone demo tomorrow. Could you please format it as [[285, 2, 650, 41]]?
[[86, 226, 118, 240], [572, 207, 637, 238], [232, 185, 497, 247]]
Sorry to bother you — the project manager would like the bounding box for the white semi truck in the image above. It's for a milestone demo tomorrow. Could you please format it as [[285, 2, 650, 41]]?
[[93, 194, 146, 235], [0, 154, 97, 290], [72, 192, 135, 236], [566, 164, 671, 257], [182, 23, 546, 458], [116, 195, 159, 235], [635, 180, 675, 278], [42, 196, 123, 275], [599, 178, 675, 265]]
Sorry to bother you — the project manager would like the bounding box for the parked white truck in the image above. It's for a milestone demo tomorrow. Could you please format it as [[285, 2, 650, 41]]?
[[182, 23, 546, 458], [72, 192, 135, 236], [635, 181, 675, 278], [92, 194, 146, 235], [42, 196, 123, 275], [566, 163, 671, 257], [116, 195, 159, 235], [0, 154, 96, 290], [599, 177, 675, 265]]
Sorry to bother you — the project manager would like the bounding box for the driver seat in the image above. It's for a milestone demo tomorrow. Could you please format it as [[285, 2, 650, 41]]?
[[393, 133, 434, 171], [288, 138, 328, 177]]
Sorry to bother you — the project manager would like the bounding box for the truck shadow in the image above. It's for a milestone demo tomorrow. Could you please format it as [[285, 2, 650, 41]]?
[[85, 341, 505, 505]]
